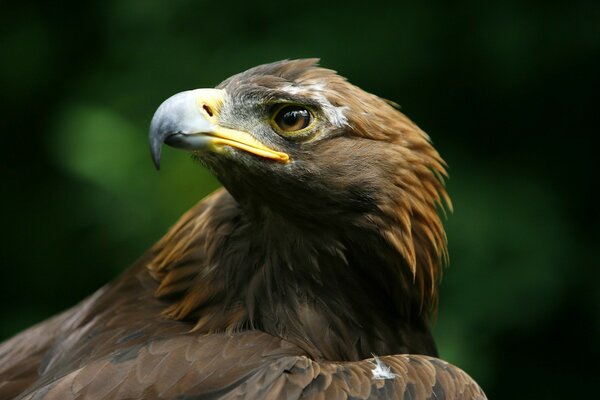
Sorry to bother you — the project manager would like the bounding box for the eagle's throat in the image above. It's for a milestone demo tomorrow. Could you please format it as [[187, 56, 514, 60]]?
[[148, 189, 440, 360]]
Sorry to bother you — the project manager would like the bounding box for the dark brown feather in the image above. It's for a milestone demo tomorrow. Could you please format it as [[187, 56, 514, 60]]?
[[1, 256, 484, 399]]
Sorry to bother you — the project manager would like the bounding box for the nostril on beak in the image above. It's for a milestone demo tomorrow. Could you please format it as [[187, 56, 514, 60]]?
[[202, 104, 214, 117]]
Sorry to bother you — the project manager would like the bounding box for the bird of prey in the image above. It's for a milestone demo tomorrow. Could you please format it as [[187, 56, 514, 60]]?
[[0, 59, 486, 399]]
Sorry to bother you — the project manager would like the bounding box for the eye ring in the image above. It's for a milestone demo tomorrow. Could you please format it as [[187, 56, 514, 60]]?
[[271, 104, 315, 135]]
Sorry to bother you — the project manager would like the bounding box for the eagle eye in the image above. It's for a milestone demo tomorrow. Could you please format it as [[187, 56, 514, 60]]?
[[271, 105, 314, 134]]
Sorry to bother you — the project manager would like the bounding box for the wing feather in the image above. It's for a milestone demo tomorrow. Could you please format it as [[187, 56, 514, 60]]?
[[12, 330, 485, 400]]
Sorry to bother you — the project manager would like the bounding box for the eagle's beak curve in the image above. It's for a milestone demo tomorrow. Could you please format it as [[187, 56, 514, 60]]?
[[149, 88, 289, 169]]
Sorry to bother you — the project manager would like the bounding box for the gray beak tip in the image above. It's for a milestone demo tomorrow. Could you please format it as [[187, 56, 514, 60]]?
[[149, 134, 162, 171], [149, 89, 221, 171]]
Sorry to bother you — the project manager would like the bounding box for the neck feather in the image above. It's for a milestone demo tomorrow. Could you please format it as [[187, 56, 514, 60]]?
[[147, 185, 446, 360]]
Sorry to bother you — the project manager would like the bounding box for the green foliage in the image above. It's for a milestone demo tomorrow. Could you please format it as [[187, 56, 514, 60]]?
[[1, 1, 597, 398]]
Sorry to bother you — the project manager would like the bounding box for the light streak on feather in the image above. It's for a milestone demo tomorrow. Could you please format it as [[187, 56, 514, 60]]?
[[371, 354, 396, 380], [281, 84, 348, 128]]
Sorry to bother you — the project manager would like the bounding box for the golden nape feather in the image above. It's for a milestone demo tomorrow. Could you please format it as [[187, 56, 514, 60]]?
[[0, 59, 485, 399]]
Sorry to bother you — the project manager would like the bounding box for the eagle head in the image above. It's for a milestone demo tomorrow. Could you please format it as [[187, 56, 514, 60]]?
[[150, 59, 449, 230]]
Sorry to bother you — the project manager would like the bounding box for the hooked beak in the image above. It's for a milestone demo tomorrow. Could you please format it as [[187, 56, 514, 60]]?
[[149, 88, 289, 169]]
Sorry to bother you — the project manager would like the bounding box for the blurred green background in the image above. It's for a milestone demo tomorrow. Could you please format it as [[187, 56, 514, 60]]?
[[1, 0, 598, 398]]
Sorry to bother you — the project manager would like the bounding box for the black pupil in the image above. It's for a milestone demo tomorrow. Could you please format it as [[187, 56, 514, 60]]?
[[277, 106, 310, 131]]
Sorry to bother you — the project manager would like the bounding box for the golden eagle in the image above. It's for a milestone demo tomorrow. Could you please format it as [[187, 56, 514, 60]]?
[[0, 59, 486, 399]]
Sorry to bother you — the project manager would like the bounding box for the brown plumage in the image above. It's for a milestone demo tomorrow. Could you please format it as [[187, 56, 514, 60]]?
[[0, 59, 486, 399]]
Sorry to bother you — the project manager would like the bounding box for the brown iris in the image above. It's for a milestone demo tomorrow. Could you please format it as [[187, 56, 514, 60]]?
[[272, 105, 314, 133]]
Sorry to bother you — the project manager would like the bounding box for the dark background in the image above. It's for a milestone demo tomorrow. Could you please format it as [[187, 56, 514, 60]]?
[[1, 1, 598, 398]]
